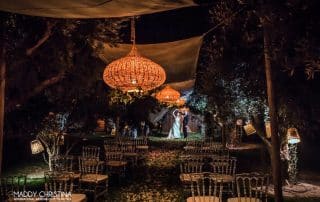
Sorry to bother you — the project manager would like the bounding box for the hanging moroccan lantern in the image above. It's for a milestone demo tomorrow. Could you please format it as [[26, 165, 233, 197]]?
[[155, 85, 180, 104], [30, 140, 44, 154], [103, 17, 166, 92]]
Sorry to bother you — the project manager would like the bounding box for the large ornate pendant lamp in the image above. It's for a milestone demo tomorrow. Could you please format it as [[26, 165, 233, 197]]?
[[103, 17, 166, 92], [155, 85, 180, 104]]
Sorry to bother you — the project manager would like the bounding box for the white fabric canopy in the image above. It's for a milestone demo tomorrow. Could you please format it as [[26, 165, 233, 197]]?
[[0, 0, 196, 18], [93, 36, 203, 89]]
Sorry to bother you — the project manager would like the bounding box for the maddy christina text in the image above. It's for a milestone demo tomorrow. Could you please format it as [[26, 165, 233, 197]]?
[[13, 191, 72, 199]]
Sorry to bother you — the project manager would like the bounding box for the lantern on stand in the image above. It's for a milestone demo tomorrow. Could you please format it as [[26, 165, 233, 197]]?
[[287, 127, 301, 184], [243, 121, 256, 136], [30, 140, 44, 154]]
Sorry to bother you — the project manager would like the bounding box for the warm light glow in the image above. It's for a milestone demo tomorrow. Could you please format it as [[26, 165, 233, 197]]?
[[175, 97, 186, 106], [265, 121, 271, 138], [155, 85, 180, 104], [103, 45, 166, 92], [243, 123, 256, 136], [30, 140, 44, 154], [287, 127, 301, 144]]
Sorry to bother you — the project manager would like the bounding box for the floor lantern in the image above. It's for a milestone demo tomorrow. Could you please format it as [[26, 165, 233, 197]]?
[[287, 127, 301, 184]]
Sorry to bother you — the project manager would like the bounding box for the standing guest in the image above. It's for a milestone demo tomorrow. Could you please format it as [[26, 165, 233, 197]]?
[[182, 110, 189, 138]]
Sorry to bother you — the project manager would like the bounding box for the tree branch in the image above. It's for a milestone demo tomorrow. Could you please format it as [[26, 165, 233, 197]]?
[[42, 153, 49, 165], [6, 70, 65, 112], [26, 21, 55, 56]]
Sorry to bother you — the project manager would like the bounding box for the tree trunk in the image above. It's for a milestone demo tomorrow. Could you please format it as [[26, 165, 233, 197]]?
[[0, 47, 6, 175], [48, 154, 53, 171], [262, 19, 284, 202]]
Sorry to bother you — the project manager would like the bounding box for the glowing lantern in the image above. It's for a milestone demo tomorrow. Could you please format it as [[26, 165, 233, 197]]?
[[155, 85, 180, 104], [287, 127, 301, 144], [243, 122, 256, 136], [175, 97, 186, 106], [30, 140, 44, 154], [265, 121, 271, 138], [103, 18, 166, 92]]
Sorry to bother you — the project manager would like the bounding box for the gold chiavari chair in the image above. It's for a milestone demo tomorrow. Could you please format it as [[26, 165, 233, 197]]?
[[78, 157, 108, 201], [210, 157, 237, 195], [227, 173, 270, 202], [45, 172, 87, 202], [187, 173, 223, 202]]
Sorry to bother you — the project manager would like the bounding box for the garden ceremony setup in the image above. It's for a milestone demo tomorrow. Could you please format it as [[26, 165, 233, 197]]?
[[1, 0, 320, 202]]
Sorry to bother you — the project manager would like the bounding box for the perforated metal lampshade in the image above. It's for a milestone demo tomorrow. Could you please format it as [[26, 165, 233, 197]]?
[[287, 127, 301, 144], [103, 45, 166, 92], [155, 85, 180, 104], [30, 139, 44, 154]]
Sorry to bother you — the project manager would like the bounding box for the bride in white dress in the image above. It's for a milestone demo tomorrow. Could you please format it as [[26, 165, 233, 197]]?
[[167, 109, 183, 139]]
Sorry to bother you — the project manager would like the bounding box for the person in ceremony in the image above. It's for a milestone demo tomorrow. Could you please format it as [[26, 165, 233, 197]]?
[[167, 109, 183, 139], [182, 110, 189, 138]]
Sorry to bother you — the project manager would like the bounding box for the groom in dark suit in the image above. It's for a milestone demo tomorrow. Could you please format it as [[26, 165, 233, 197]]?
[[182, 111, 189, 138]]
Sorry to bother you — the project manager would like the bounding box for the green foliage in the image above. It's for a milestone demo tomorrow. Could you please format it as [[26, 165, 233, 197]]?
[[187, 92, 208, 114]]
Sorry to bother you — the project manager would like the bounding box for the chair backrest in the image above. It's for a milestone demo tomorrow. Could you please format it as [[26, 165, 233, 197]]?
[[189, 173, 223, 202], [104, 144, 121, 153], [210, 157, 237, 175], [82, 145, 100, 159], [134, 138, 147, 146], [180, 162, 203, 174], [235, 173, 270, 202], [121, 143, 135, 153], [44, 172, 74, 193], [105, 152, 123, 161], [78, 157, 100, 174], [52, 155, 74, 172], [0, 176, 26, 200]]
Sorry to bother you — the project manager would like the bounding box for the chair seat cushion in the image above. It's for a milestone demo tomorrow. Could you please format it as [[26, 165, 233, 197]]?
[[123, 152, 138, 157], [49, 193, 87, 202], [80, 174, 108, 183], [180, 173, 202, 182], [210, 174, 234, 182], [227, 197, 262, 202], [106, 160, 127, 167], [136, 145, 149, 150], [187, 196, 220, 202]]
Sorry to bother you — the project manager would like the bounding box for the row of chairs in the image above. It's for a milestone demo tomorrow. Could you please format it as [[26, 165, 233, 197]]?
[[186, 172, 269, 202], [180, 157, 237, 195], [184, 141, 229, 159]]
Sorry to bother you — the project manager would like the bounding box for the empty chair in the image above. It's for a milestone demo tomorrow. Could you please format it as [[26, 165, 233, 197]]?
[[82, 146, 100, 159], [105, 152, 127, 176], [227, 173, 270, 202], [180, 162, 204, 184], [187, 173, 223, 202], [45, 172, 86, 202], [78, 157, 108, 201], [134, 138, 149, 153], [121, 144, 138, 166], [210, 157, 237, 195]]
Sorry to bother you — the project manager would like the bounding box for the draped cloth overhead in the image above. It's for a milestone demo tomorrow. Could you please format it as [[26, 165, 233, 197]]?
[[92, 36, 203, 90], [0, 0, 196, 18]]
